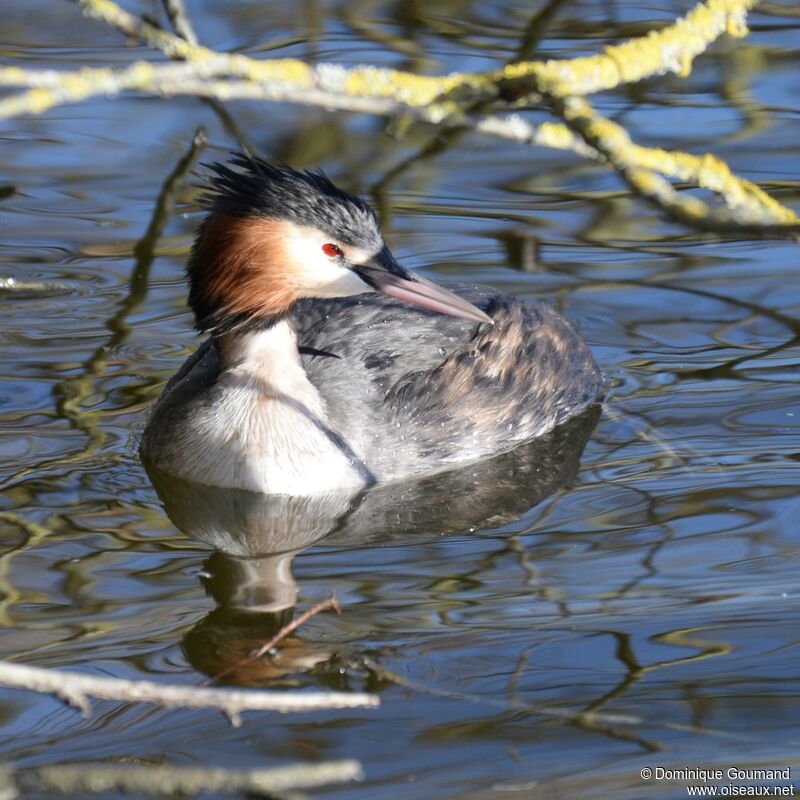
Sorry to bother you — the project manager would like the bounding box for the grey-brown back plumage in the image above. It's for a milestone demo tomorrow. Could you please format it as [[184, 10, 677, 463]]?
[[147, 284, 602, 484], [296, 283, 603, 477]]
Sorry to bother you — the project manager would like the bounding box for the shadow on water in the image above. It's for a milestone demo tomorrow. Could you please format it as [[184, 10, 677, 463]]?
[[147, 407, 600, 683]]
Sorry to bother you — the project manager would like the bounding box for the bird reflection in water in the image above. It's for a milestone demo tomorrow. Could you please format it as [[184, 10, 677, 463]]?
[[146, 406, 600, 686]]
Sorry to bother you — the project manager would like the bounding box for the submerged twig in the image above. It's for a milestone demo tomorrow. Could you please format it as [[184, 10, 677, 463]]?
[[209, 594, 342, 684], [0, 660, 378, 727], [352, 654, 752, 744], [0, 129, 206, 494], [0, 277, 70, 297]]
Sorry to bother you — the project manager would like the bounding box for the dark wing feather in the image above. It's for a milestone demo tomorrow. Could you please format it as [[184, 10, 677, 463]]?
[[295, 284, 603, 478], [385, 294, 603, 461]]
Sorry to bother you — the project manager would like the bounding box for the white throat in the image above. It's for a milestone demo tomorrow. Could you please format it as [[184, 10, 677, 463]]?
[[188, 318, 369, 495], [218, 318, 315, 396]]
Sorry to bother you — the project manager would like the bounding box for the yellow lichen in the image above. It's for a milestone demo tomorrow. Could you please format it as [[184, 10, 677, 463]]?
[[0, 67, 29, 85], [126, 62, 157, 87], [245, 58, 314, 86], [76, 0, 761, 104], [490, 0, 760, 97], [25, 88, 55, 114], [5, 0, 789, 236], [343, 68, 464, 106], [534, 122, 579, 150], [727, 13, 750, 38]]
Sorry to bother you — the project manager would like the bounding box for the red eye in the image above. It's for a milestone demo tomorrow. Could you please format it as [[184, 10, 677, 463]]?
[[322, 243, 342, 258]]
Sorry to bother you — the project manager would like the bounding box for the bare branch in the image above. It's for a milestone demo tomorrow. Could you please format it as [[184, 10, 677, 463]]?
[[475, 109, 800, 238], [72, 0, 761, 104], [1, 0, 795, 238], [161, 0, 198, 45], [16, 760, 363, 798], [0, 660, 378, 726], [550, 95, 800, 237]]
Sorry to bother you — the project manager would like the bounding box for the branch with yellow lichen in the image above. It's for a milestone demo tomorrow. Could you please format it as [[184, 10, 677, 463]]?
[[1, 0, 797, 238], [545, 96, 800, 235], [479, 106, 800, 235], [69, 0, 760, 107]]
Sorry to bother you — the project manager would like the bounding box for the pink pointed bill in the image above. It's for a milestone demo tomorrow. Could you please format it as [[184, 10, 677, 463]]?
[[356, 266, 493, 325]]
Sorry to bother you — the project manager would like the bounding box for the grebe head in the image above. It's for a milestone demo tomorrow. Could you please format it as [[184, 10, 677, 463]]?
[[187, 154, 492, 335]]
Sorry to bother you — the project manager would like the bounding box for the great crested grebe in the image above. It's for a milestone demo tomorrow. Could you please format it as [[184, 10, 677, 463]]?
[[140, 155, 603, 496]]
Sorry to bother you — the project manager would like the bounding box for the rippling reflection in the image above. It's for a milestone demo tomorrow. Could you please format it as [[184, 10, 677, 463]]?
[[147, 409, 598, 683]]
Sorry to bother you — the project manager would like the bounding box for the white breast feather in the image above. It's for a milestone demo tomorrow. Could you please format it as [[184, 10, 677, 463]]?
[[152, 321, 366, 495]]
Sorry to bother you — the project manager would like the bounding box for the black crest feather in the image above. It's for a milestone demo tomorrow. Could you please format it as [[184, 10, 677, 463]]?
[[200, 153, 382, 250]]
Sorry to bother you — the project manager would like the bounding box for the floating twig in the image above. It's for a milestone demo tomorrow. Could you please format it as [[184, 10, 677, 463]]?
[[208, 594, 342, 685]]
